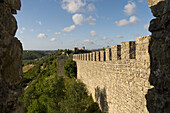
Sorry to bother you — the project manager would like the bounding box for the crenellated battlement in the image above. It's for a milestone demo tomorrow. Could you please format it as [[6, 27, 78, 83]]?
[[73, 36, 152, 113], [73, 36, 150, 62]]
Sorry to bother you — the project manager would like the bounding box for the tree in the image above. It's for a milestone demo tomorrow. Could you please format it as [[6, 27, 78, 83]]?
[[60, 79, 101, 113], [64, 59, 77, 78]]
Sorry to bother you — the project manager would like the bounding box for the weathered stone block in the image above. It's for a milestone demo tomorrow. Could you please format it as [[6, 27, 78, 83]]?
[[82, 54, 84, 60], [84, 53, 87, 61], [90, 53, 93, 61], [87, 53, 90, 61], [96, 51, 100, 61], [105, 48, 111, 61], [111, 45, 121, 61], [121, 41, 136, 60], [100, 50, 105, 61], [93, 52, 96, 61]]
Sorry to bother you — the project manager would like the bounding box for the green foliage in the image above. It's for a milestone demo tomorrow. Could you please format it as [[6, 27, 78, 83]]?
[[22, 50, 59, 66], [101, 47, 105, 51], [75, 49, 91, 54], [63, 49, 72, 55], [60, 79, 101, 113], [20, 54, 101, 113], [23, 51, 47, 60], [64, 59, 77, 78], [23, 60, 35, 66]]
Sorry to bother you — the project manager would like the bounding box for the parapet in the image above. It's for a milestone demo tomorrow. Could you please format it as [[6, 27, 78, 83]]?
[[84, 54, 87, 61], [111, 45, 121, 61], [100, 50, 105, 61], [93, 52, 96, 61], [73, 36, 151, 62], [121, 41, 136, 60], [105, 48, 111, 61], [90, 53, 93, 61], [96, 51, 100, 61], [87, 53, 90, 61]]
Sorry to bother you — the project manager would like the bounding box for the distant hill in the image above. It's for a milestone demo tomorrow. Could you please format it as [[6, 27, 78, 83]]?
[[22, 50, 58, 66], [23, 51, 56, 60]]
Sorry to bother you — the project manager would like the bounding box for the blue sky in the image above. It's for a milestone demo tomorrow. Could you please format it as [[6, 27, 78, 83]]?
[[15, 0, 153, 50]]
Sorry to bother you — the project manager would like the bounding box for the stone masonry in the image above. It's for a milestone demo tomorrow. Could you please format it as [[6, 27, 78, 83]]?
[[56, 55, 73, 76], [73, 0, 170, 112], [0, 0, 23, 113], [73, 36, 152, 113], [146, 0, 170, 112]]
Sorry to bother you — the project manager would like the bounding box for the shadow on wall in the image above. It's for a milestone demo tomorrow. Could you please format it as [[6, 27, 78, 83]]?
[[146, 0, 170, 113], [95, 87, 108, 113]]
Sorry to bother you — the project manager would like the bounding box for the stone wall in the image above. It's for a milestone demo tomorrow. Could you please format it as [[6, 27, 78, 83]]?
[[146, 0, 170, 113], [73, 36, 152, 113], [56, 55, 73, 76], [0, 0, 23, 113]]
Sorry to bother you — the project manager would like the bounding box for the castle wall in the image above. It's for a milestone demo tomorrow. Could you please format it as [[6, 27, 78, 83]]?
[[56, 55, 73, 76], [73, 36, 152, 113]]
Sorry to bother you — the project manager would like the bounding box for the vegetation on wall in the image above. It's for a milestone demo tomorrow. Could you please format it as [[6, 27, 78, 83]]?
[[64, 59, 77, 78]]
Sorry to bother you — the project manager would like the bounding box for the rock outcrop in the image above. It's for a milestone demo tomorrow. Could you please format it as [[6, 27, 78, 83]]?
[[146, 0, 170, 113], [0, 0, 23, 113]]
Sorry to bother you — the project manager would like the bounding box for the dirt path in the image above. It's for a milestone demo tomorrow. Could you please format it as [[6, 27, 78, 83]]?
[[23, 64, 34, 72]]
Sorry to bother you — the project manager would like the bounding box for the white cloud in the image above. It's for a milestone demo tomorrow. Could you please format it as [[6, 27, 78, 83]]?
[[84, 40, 95, 45], [90, 30, 96, 36], [129, 16, 139, 23], [86, 16, 96, 25], [144, 24, 149, 30], [115, 36, 124, 38], [50, 38, 56, 42], [115, 19, 130, 26], [61, 0, 86, 13], [38, 21, 42, 25], [101, 36, 108, 40], [124, 1, 136, 15], [19, 27, 26, 34], [54, 32, 61, 35], [115, 16, 139, 26], [86, 3, 96, 12], [37, 33, 48, 39], [61, 0, 96, 13], [30, 29, 34, 32], [72, 14, 84, 25], [89, 22, 96, 25], [63, 25, 76, 32]]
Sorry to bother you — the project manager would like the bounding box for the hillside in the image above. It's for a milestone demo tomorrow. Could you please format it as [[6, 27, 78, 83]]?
[[23, 51, 47, 60], [22, 51, 57, 66], [20, 53, 101, 113]]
